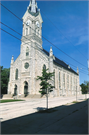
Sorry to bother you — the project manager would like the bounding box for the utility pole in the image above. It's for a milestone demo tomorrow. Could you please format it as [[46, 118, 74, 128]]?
[[88, 60, 89, 98]]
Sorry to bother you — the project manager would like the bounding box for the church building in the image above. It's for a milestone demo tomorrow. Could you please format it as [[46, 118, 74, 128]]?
[[8, 0, 81, 97]]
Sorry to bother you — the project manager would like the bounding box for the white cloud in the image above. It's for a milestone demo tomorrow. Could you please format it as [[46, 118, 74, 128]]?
[[75, 35, 88, 45]]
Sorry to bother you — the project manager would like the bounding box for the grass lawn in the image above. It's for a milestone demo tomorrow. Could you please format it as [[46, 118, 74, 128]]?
[[0, 99, 25, 103], [84, 99, 87, 100], [72, 101, 79, 104], [72, 99, 88, 104]]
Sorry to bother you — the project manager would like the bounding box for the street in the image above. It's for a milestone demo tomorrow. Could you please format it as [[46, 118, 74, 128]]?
[[1, 95, 88, 134], [0, 94, 88, 122]]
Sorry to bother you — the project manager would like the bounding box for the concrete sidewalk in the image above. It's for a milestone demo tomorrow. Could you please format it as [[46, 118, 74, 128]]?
[[1, 99, 88, 134]]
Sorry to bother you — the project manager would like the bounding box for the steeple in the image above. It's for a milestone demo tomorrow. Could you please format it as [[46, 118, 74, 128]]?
[[49, 47, 53, 57], [11, 55, 14, 65], [68, 65, 70, 69], [29, 0, 38, 13]]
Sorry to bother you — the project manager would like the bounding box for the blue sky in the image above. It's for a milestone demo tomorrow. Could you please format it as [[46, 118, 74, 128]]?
[[1, 0, 88, 84]]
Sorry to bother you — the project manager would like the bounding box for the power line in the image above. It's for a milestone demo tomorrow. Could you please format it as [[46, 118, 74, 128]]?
[[41, 10, 87, 60], [0, 28, 37, 51], [70, 66, 88, 75], [1, 21, 88, 73], [0, 22, 22, 36], [69, 65, 88, 75], [42, 37, 87, 69], [0, 27, 88, 76], [0, 3, 88, 69], [1, 28, 21, 42], [58, 58, 88, 72], [0, 3, 22, 22]]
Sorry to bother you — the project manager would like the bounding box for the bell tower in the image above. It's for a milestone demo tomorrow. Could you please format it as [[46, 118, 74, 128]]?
[[20, 0, 43, 94], [21, 0, 43, 49]]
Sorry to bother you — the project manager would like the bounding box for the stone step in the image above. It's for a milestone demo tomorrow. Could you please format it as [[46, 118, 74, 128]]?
[[26, 94, 41, 98], [2, 94, 13, 99], [33, 94, 41, 98]]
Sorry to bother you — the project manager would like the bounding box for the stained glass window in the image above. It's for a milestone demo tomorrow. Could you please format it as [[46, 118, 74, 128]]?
[[63, 73, 65, 88], [26, 47, 29, 56], [26, 28, 28, 35], [15, 69, 18, 80], [24, 63, 29, 69], [43, 64, 46, 70], [29, 27, 31, 34], [67, 75, 69, 88], [54, 69, 55, 88]]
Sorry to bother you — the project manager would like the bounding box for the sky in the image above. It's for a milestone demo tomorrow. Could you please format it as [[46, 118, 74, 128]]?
[[1, 0, 88, 84]]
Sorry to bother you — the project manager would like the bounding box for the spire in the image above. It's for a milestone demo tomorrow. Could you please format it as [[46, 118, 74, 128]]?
[[68, 65, 70, 69], [77, 67, 79, 74], [11, 55, 14, 65], [49, 46, 53, 57], [29, 0, 38, 13]]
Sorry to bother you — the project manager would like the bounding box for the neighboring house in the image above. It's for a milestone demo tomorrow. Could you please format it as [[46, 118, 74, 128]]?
[[8, 0, 81, 97]]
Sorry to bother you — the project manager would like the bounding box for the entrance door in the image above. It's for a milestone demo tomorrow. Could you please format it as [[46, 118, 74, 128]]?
[[24, 81, 28, 96], [14, 84, 17, 95]]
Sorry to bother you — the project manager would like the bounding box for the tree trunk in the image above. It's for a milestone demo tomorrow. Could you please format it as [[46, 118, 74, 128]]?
[[85, 94, 87, 99]]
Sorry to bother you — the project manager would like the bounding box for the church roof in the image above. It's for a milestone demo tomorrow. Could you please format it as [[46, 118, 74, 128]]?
[[42, 49, 78, 75]]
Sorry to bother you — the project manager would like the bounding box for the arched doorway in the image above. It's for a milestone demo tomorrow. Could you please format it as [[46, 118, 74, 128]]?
[[24, 81, 28, 97], [14, 84, 17, 95]]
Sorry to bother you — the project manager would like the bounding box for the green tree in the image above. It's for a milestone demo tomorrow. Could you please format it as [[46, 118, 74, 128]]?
[[80, 81, 88, 94], [1, 66, 10, 94], [37, 68, 54, 109]]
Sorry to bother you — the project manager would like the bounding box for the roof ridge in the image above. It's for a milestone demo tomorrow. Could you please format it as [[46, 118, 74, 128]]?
[[42, 48, 78, 75]]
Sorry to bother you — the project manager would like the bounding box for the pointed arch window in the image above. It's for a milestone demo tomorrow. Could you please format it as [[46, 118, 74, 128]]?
[[67, 75, 69, 88], [54, 69, 55, 88], [15, 69, 18, 80], [63, 73, 65, 88], [43, 64, 46, 70], [71, 76, 72, 89], [73, 78, 75, 90], [38, 29, 39, 36], [59, 72, 61, 88], [26, 47, 29, 56], [29, 27, 31, 34], [26, 28, 28, 35], [36, 28, 38, 35]]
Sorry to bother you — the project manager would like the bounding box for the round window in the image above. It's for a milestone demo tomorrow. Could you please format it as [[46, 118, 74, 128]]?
[[24, 62, 29, 69]]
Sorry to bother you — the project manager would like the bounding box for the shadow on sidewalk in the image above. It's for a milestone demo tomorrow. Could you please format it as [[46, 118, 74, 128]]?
[[1, 99, 88, 134]]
